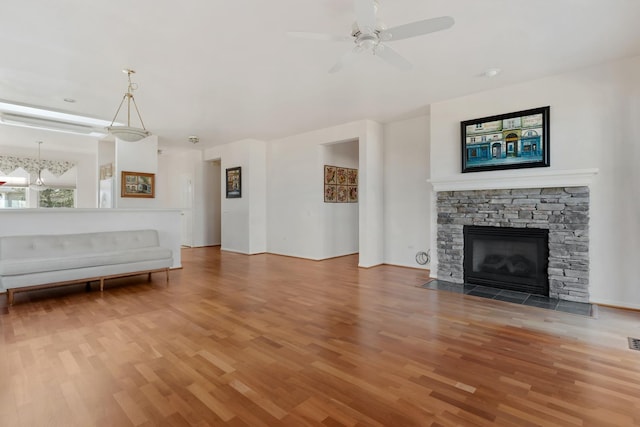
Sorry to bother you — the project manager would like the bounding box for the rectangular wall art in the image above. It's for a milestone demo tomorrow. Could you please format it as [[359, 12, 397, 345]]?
[[226, 166, 241, 198], [121, 171, 155, 198], [99, 163, 113, 180], [324, 165, 357, 203], [461, 106, 550, 173]]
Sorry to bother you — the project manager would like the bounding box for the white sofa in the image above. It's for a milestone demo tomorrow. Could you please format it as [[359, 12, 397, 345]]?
[[0, 229, 173, 305]]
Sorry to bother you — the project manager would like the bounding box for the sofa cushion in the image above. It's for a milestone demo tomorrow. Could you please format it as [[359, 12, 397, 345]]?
[[0, 230, 161, 260], [0, 247, 172, 276]]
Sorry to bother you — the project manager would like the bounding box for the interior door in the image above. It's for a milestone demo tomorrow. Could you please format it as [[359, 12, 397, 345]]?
[[178, 174, 194, 247]]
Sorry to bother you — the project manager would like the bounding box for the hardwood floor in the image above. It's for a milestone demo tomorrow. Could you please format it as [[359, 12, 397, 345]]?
[[1, 247, 639, 426]]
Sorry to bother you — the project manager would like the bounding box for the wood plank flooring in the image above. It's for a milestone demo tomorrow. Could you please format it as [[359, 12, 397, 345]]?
[[1, 247, 639, 426]]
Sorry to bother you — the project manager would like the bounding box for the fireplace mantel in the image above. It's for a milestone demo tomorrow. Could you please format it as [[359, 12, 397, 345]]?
[[428, 168, 599, 192]]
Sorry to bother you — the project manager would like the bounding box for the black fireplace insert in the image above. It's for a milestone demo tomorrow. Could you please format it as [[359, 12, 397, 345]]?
[[463, 225, 549, 295]]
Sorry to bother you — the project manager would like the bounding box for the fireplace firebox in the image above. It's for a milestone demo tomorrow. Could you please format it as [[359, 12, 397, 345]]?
[[463, 225, 549, 295]]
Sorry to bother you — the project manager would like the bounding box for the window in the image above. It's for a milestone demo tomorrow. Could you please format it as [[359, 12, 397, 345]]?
[[0, 172, 76, 209], [38, 188, 76, 208], [0, 187, 27, 208]]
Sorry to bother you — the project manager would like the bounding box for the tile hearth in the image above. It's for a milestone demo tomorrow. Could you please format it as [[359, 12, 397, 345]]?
[[422, 279, 594, 317]]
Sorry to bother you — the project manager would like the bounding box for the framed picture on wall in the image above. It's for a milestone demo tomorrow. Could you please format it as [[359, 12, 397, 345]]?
[[226, 166, 241, 198], [324, 164, 358, 203], [324, 185, 336, 202], [348, 185, 358, 203], [461, 106, 550, 173], [324, 165, 336, 185], [336, 185, 348, 203], [121, 171, 155, 198]]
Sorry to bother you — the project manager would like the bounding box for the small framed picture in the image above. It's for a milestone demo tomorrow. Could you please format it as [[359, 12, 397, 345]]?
[[226, 167, 241, 198], [121, 171, 155, 198], [336, 167, 347, 185], [324, 165, 336, 184], [347, 168, 358, 185], [324, 185, 336, 203], [348, 185, 358, 203], [336, 185, 348, 203]]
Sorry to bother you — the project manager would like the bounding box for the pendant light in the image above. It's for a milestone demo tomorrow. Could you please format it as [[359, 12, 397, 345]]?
[[106, 69, 151, 142], [29, 141, 48, 191]]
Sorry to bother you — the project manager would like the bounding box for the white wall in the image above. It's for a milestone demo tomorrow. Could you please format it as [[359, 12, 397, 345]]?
[[359, 121, 384, 267], [248, 140, 267, 253], [323, 140, 359, 258], [114, 135, 158, 208], [74, 150, 97, 208], [205, 161, 221, 245], [204, 139, 267, 254], [429, 55, 640, 309], [157, 149, 220, 247], [383, 115, 431, 269], [267, 132, 325, 259], [266, 120, 383, 266]]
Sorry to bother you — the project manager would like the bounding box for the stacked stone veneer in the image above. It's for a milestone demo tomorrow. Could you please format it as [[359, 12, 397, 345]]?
[[437, 186, 589, 302]]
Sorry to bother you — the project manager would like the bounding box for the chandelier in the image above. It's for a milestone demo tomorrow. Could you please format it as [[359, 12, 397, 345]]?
[[106, 69, 151, 142], [29, 141, 48, 191]]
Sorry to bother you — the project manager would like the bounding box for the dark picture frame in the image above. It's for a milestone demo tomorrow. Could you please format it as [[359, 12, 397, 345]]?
[[461, 106, 550, 173], [121, 171, 155, 198], [226, 166, 241, 198]]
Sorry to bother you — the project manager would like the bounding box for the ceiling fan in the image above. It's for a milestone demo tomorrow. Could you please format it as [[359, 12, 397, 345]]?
[[288, 0, 454, 73]]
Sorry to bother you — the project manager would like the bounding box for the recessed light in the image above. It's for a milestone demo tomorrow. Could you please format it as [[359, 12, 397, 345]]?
[[63, 98, 76, 103], [482, 68, 501, 78]]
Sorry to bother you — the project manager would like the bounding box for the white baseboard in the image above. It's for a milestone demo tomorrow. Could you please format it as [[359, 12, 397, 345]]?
[[590, 298, 640, 311]]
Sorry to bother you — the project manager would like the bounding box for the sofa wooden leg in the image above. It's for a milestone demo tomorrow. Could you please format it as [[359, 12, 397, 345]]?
[[166, 268, 170, 284], [100, 278, 105, 292], [7, 290, 14, 306], [148, 272, 152, 281]]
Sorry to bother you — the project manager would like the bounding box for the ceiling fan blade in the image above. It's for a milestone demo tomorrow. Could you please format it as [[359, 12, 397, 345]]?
[[380, 16, 454, 42], [374, 44, 412, 71], [286, 32, 352, 42], [354, 0, 377, 33], [329, 46, 363, 74]]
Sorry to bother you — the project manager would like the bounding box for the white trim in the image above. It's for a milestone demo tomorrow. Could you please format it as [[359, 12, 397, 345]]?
[[220, 247, 249, 255], [428, 168, 599, 192], [591, 298, 640, 311]]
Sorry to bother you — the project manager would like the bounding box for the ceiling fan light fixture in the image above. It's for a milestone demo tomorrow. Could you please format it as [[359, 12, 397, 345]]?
[[290, 0, 454, 73], [358, 37, 379, 51], [107, 69, 151, 142]]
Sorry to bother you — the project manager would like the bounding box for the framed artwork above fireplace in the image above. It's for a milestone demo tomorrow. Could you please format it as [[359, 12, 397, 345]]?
[[461, 106, 550, 173]]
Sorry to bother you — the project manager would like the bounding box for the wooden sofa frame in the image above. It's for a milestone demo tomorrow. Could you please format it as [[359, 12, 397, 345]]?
[[6, 267, 170, 306]]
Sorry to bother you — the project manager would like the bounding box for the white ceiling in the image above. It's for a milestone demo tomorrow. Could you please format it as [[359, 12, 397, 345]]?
[[1, 0, 639, 151]]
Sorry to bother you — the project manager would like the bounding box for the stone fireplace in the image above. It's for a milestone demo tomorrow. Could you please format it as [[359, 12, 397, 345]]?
[[436, 186, 589, 302]]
